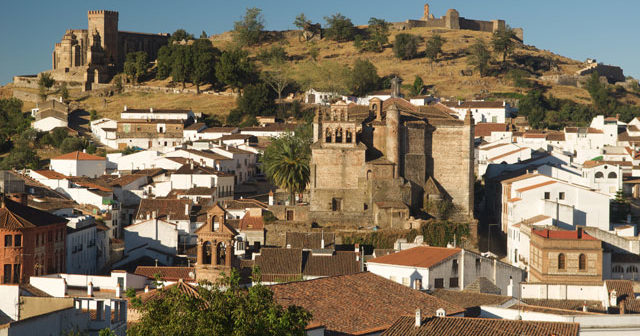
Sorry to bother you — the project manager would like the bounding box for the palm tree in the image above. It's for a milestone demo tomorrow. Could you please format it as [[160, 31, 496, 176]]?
[[260, 131, 311, 204]]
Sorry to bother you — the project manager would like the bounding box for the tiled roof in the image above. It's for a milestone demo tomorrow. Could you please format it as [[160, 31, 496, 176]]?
[[583, 160, 632, 168], [240, 123, 297, 133], [174, 163, 232, 176], [382, 316, 579, 336], [270, 272, 464, 335], [488, 147, 528, 161], [123, 108, 191, 114], [136, 198, 191, 221], [285, 232, 335, 250], [107, 174, 148, 187], [303, 251, 361, 277], [51, 151, 105, 161], [605, 279, 635, 298], [565, 127, 603, 134], [254, 248, 303, 282], [184, 122, 206, 130], [183, 187, 216, 195], [222, 199, 268, 210], [521, 299, 605, 313], [135, 280, 202, 305], [0, 197, 68, 229], [515, 180, 556, 193], [134, 266, 195, 281], [474, 123, 508, 137], [546, 131, 566, 141], [479, 142, 510, 151], [200, 126, 238, 133], [532, 229, 598, 241], [32, 170, 69, 180], [367, 246, 461, 269], [236, 213, 264, 231]]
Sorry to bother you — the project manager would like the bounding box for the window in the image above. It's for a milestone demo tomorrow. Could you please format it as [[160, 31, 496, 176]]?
[[14, 235, 21, 247], [452, 259, 458, 275], [4, 235, 12, 247], [544, 192, 550, 200], [608, 172, 618, 179], [579, 254, 586, 270], [3, 265, 11, 284], [434, 278, 444, 288], [475, 258, 481, 271], [612, 265, 624, 273], [595, 172, 604, 179], [13, 264, 20, 283], [514, 249, 518, 263], [402, 277, 410, 286], [413, 279, 422, 290], [331, 198, 342, 212], [627, 266, 639, 273], [558, 253, 566, 270], [559, 192, 565, 200], [449, 277, 459, 288]]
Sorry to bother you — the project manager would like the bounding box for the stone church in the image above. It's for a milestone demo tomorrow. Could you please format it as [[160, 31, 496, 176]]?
[[309, 97, 474, 228], [51, 10, 169, 90]]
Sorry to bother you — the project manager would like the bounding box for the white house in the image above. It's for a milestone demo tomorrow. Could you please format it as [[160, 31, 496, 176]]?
[[501, 173, 611, 233], [442, 100, 515, 124], [31, 99, 69, 132], [190, 126, 238, 141], [239, 123, 297, 138], [366, 246, 524, 297], [120, 106, 195, 122], [124, 216, 179, 257], [305, 88, 340, 105], [91, 118, 118, 149], [50, 151, 106, 178], [66, 215, 100, 275]]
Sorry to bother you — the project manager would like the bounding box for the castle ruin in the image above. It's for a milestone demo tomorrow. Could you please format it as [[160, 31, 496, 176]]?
[[50, 10, 169, 90], [395, 3, 524, 41]]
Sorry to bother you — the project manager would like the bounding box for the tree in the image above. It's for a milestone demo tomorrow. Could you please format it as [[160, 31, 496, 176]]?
[[257, 45, 288, 64], [128, 270, 311, 336], [324, 13, 355, 42], [491, 26, 516, 64], [348, 59, 380, 96], [59, 83, 69, 102], [0, 98, 31, 153], [365, 18, 390, 52], [98, 329, 116, 336], [171, 45, 193, 89], [156, 45, 173, 79], [60, 137, 85, 153], [466, 39, 491, 77], [518, 89, 547, 129], [200, 30, 208, 39], [262, 62, 292, 115], [234, 7, 265, 46], [307, 42, 320, 61], [215, 48, 256, 91], [124, 51, 149, 84], [261, 130, 311, 203], [410, 75, 424, 97], [231, 82, 275, 125], [393, 33, 420, 60], [294, 13, 311, 30], [585, 71, 616, 113], [38, 73, 55, 101], [0, 129, 40, 170], [611, 189, 630, 223], [169, 29, 194, 44], [191, 39, 219, 94], [425, 34, 446, 63]]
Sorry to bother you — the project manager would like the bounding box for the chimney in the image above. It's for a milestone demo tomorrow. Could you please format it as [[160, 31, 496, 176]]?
[[321, 231, 325, 249], [503, 101, 506, 107], [268, 190, 274, 206], [457, 100, 461, 106], [115, 282, 121, 298], [123, 105, 127, 111], [415, 308, 421, 327], [150, 107, 154, 113], [190, 160, 194, 170], [152, 210, 157, 219], [146, 212, 151, 220], [185, 203, 189, 216], [286, 244, 291, 249], [87, 282, 93, 297], [155, 259, 158, 267], [616, 113, 620, 120], [577, 227, 583, 239], [583, 302, 588, 312], [144, 285, 149, 293]]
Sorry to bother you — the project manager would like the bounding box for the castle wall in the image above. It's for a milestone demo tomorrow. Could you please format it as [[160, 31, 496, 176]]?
[[88, 10, 119, 64], [459, 18, 501, 33], [430, 122, 474, 216], [118, 32, 169, 65]]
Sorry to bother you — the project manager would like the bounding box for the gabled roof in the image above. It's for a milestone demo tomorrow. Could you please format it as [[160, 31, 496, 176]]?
[[134, 266, 195, 282], [136, 198, 191, 221], [532, 229, 598, 241], [51, 151, 105, 161], [442, 100, 507, 109], [0, 197, 68, 230], [270, 272, 464, 335], [367, 246, 461, 269], [431, 289, 512, 310], [285, 232, 335, 250], [474, 123, 508, 137], [514, 180, 556, 193], [235, 213, 264, 231], [605, 279, 635, 298], [32, 170, 69, 180], [382, 316, 579, 336]]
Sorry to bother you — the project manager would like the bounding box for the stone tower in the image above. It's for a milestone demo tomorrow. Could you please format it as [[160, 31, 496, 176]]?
[[87, 10, 119, 65], [195, 204, 237, 283], [422, 3, 430, 20], [385, 104, 400, 177], [445, 9, 460, 30]]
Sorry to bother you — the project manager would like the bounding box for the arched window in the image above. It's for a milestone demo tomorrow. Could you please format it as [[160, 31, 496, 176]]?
[[608, 172, 618, 179], [211, 216, 217, 231], [216, 242, 226, 265], [595, 172, 604, 179], [366, 169, 372, 180], [627, 265, 639, 273], [325, 128, 332, 143], [579, 254, 586, 270], [558, 253, 566, 270], [346, 129, 353, 143], [202, 241, 212, 265], [335, 128, 343, 143], [612, 265, 624, 273]]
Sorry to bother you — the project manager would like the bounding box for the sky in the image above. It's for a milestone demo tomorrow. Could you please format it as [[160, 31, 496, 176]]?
[[1, 0, 638, 85]]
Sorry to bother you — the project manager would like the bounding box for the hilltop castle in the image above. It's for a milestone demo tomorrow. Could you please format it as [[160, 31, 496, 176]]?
[[50, 10, 169, 90], [395, 3, 524, 41], [308, 93, 474, 228]]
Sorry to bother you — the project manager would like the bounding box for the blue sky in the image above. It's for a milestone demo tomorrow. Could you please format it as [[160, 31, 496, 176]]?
[[1, 0, 638, 85]]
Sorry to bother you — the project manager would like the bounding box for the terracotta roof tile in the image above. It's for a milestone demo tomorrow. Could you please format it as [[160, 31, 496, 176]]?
[[515, 180, 556, 193], [532, 229, 598, 241], [0, 197, 68, 229], [51, 151, 106, 161], [236, 213, 264, 231], [285, 232, 335, 250], [605, 279, 635, 298], [134, 266, 195, 281], [367, 246, 461, 269], [382, 316, 579, 336], [270, 272, 464, 335], [443, 101, 507, 109], [474, 123, 508, 137], [32, 170, 69, 180], [136, 198, 191, 221], [430, 289, 512, 309]]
